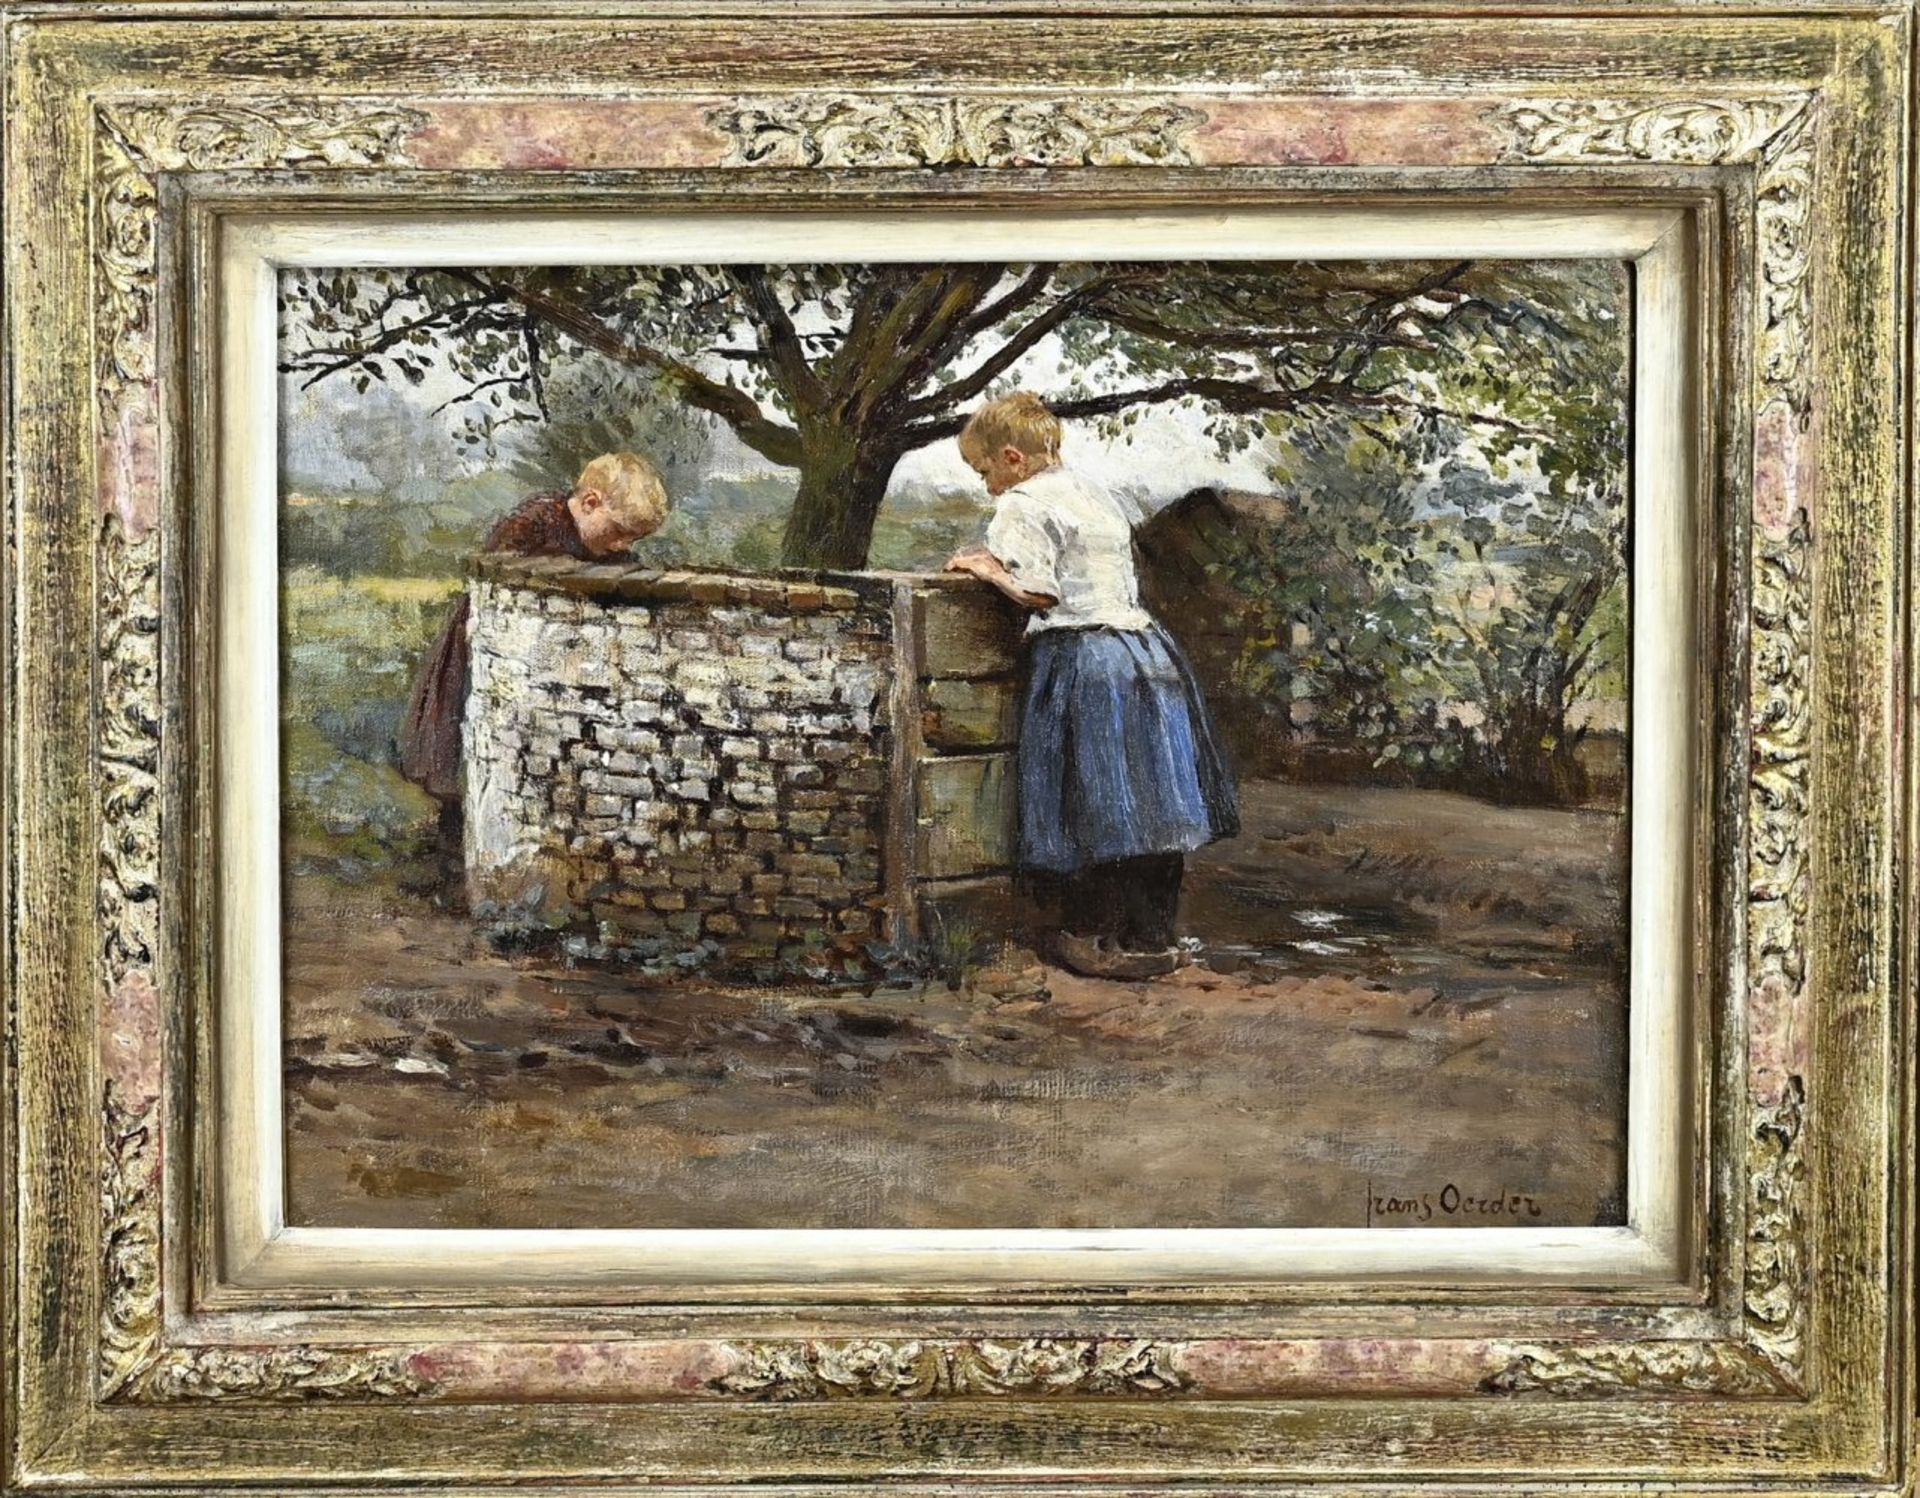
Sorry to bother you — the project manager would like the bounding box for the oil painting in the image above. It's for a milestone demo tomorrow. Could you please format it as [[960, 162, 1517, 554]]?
[[277, 256, 1630, 1230]]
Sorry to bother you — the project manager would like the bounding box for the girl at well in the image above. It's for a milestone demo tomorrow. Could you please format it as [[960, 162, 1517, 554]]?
[[945, 392, 1240, 979]]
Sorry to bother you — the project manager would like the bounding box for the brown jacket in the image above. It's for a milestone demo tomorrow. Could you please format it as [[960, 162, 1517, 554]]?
[[398, 492, 590, 801]]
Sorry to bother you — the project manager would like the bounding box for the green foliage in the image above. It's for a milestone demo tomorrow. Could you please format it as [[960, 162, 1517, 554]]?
[[1583, 583, 1629, 701], [281, 257, 1635, 569], [282, 719, 439, 872], [278, 568, 460, 878], [278, 256, 1634, 810], [1223, 420, 1441, 749], [636, 475, 794, 570], [867, 486, 986, 572], [1423, 451, 1626, 804], [281, 473, 522, 578], [280, 566, 462, 768], [503, 359, 710, 491], [282, 380, 455, 501], [1200, 320, 1628, 808]]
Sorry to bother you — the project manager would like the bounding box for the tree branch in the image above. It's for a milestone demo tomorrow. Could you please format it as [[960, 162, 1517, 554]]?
[[1093, 305, 1436, 357], [725, 266, 829, 413], [280, 291, 508, 388], [868, 269, 1003, 421], [450, 270, 804, 468], [894, 375, 1547, 452], [958, 263, 1057, 340], [430, 374, 521, 416], [830, 267, 954, 390], [521, 313, 549, 422], [1322, 261, 1473, 382], [899, 279, 1114, 423], [813, 267, 1000, 430], [898, 263, 1056, 385]]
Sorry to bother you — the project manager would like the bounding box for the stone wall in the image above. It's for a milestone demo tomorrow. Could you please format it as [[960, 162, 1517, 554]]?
[[463, 557, 1024, 975]]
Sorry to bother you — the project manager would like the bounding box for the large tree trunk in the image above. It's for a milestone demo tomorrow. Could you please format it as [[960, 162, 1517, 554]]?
[[778, 422, 900, 570]]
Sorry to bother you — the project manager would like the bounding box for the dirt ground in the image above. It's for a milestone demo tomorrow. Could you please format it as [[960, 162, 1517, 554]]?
[[282, 779, 1629, 1229]]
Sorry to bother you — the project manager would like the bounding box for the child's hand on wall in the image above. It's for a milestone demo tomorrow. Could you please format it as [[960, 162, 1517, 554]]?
[[945, 546, 1057, 613], [944, 546, 995, 575]]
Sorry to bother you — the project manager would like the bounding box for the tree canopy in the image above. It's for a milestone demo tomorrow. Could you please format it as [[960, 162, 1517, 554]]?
[[280, 258, 1626, 568]]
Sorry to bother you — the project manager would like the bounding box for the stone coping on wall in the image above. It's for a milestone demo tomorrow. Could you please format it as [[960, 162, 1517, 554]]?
[[470, 553, 990, 612]]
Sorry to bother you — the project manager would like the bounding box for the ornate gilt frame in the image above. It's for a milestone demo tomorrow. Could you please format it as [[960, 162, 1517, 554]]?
[[3, 5, 1912, 1491]]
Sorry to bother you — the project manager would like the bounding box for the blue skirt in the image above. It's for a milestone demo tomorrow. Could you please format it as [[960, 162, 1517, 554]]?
[[1016, 621, 1241, 873]]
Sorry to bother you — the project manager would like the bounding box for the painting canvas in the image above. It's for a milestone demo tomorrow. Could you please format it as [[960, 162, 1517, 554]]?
[[276, 256, 1630, 1230]]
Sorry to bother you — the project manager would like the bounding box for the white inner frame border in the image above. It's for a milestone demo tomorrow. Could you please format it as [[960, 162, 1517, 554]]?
[[216, 205, 1697, 1294]]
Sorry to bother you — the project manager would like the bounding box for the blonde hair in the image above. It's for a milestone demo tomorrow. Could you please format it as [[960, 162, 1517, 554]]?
[[959, 392, 1062, 465], [576, 451, 670, 531]]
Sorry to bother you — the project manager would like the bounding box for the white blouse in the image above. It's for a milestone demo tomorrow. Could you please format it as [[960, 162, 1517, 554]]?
[[985, 466, 1152, 634]]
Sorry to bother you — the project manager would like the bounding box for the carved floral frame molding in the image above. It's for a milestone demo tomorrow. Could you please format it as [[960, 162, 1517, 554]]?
[[81, 86, 1819, 1410], [0, 0, 1879, 1464]]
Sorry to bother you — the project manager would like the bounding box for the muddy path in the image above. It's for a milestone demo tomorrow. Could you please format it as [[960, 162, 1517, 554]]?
[[283, 780, 1628, 1229]]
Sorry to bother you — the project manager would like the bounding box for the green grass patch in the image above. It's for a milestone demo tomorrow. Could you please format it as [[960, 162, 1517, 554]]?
[[281, 567, 459, 880]]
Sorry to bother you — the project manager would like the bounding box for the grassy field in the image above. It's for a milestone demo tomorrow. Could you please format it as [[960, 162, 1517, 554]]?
[[280, 567, 456, 881]]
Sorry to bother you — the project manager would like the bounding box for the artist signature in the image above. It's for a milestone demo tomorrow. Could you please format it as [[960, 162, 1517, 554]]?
[[1365, 1182, 1544, 1226]]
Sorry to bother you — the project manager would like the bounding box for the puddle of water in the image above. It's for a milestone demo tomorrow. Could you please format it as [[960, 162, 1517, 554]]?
[[1187, 880, 1521, 988], [1181, 870, 1620, 1002]]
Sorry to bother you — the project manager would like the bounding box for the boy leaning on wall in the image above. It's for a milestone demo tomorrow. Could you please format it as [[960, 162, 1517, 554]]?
[[945, 392, 1241, 980], [399, 451, 671, 897]]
